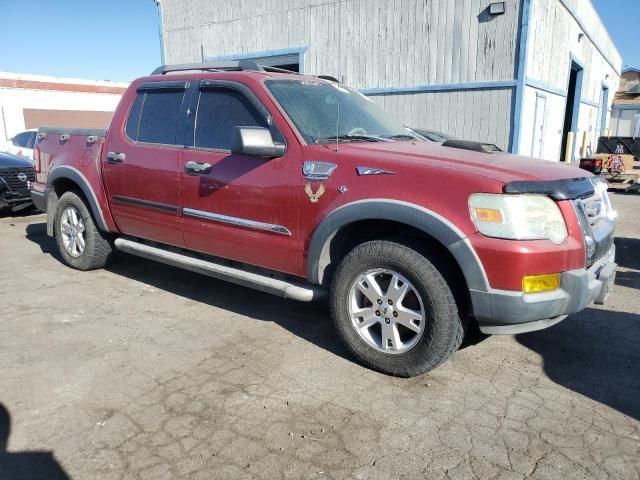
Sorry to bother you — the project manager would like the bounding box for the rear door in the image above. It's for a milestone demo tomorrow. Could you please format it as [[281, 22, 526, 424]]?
[[102, 80, 188, 246], [179, 80, 301, 274]]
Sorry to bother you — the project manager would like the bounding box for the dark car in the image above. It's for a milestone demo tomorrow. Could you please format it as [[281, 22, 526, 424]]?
[[0, 152, 36, 213]]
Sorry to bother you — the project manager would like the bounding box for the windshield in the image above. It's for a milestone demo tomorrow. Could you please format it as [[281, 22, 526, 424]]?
[[265, 79, 420, 144]]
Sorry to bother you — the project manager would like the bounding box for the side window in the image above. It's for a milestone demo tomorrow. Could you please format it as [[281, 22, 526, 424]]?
[[126, 88, 185, 145], [194, 88, 268, 150], [125, 93, 144, 141], [12, 132, 31, 148], [27, 132, 37, 148]]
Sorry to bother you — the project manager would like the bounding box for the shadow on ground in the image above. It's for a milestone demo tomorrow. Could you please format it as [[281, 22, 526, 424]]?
[[614, 237, 640, 271], [518, 235, 640, 421], [0, 404, 69, 480], [517, 309, 640, 421]]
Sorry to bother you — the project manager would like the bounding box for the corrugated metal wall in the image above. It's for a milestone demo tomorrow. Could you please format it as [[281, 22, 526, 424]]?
[[162, 0, 522, 150]]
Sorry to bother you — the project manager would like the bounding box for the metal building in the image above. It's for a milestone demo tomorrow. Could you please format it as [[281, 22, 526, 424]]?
[[159, 0, 622, 161]]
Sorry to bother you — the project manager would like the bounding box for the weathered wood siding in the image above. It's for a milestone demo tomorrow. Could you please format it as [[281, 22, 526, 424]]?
[[160, 0, 621, 156], [161, 0, 521, 146], [162, 0, 522, 87]]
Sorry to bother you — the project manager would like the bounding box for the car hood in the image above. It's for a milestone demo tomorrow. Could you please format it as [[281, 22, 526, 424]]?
[[0, 152, 34, 169], [335, 140, 590, 183]]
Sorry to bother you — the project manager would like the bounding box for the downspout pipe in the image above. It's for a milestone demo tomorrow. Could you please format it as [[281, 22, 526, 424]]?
[[154, 0, 165, 64], [510, 0, 533, 154]]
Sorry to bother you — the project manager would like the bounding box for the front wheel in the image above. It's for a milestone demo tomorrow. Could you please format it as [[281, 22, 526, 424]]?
[[330, 240, 464, 377], [54, 191, 112, 270]]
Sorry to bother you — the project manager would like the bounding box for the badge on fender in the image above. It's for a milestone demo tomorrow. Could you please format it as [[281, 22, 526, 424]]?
[[305, 183, 326, 203]]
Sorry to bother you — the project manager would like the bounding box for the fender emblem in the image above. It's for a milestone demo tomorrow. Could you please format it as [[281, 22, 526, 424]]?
[[305, 183, 326, 203]]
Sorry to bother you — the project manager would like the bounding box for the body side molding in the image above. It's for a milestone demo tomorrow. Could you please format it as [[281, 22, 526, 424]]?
[[306, 199, 489, 292]]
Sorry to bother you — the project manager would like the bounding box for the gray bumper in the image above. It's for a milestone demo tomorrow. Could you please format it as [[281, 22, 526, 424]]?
[[471, 246, 616, 335]]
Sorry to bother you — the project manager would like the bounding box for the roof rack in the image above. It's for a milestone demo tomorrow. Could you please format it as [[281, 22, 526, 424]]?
[[151, 61, 337, 82], [151, 60, 266, 75]]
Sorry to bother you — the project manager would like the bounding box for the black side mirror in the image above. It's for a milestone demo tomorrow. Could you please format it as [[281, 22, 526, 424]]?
[[231, 127, 285, 158]]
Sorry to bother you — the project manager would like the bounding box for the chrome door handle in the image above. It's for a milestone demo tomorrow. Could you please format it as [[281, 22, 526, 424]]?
[[185, 160, 212, 174], [106, 151, 126, 163]]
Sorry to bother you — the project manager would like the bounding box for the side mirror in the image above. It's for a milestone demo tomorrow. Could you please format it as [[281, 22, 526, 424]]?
[[231, 126, 285, 158]]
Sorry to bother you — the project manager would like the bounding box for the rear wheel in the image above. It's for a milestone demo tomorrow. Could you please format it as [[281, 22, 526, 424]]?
[[330, 240, 464, 377], [54, 191, 112, 270]]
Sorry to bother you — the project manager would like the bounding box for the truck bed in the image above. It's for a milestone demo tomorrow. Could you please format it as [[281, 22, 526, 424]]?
[[31, 126, 118, 232]]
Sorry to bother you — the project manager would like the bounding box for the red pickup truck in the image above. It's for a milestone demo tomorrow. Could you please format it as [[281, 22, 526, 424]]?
[[30, 61, 617, 377]]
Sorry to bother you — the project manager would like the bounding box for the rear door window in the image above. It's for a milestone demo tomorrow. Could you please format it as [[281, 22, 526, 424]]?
[[193, 88, 268, 150], [126, 86, 186, 146]]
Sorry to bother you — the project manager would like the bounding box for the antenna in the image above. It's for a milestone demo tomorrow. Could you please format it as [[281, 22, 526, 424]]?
[[335, 99, 340, 153]]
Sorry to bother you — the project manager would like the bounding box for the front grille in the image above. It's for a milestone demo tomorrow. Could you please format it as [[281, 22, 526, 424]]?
[[573, 178, 615, 267], [0, 168, 35, 196]]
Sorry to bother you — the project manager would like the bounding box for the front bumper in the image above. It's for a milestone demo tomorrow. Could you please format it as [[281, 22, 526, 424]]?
[[471, 245, 616, 334]]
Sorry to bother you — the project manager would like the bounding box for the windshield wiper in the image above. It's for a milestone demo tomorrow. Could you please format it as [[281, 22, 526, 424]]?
[[314, 134, 384, 144]]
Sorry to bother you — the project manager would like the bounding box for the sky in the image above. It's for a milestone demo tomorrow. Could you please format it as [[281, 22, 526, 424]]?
[[591, 0, 640, 70], [0, 0, 161, 82], [0, 0, 638, 83]]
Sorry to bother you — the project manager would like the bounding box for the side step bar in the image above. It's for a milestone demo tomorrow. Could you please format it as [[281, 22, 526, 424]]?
[[114, 238, 325, 302]]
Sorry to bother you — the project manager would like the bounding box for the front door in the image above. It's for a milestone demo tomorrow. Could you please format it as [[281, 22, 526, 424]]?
[[179, 81, 300, 275], [102, 81, 188, 246]]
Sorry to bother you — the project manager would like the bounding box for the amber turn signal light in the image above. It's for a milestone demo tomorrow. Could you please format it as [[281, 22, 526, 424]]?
[[472, 207, 503, 223], [522, 273, 560, 294]]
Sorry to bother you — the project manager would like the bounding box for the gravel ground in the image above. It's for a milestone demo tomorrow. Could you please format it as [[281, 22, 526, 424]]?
[[0, 193, 638, 480]]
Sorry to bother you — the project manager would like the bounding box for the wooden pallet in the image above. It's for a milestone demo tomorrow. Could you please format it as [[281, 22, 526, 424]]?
[[605, 170, 640, 192]]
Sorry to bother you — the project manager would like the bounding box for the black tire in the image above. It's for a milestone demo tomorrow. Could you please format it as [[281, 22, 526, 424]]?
[[330, 240, 464, 377], [54, 190, 112, 270]]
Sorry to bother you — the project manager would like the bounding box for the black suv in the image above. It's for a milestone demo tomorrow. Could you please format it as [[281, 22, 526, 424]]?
[[0, 152, 35, 213]]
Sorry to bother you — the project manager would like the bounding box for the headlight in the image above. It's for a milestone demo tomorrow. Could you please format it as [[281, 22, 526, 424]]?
[[469, 193, 568, 244]]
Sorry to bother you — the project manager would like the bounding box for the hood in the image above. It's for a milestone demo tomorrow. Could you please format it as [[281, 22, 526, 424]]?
[[0, 152, 34, 169], [333, 140, 590, 184]]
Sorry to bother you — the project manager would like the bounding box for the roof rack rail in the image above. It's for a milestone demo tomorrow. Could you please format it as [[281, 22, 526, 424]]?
[[151, 60, 265, 75], [261, 65, 302, 76]]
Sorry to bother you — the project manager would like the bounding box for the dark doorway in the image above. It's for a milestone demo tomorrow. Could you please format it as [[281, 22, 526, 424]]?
[[560, 61, 583, 161]]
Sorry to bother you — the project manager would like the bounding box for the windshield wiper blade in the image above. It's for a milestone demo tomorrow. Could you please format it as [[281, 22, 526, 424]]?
[[314, 134, 384, 144]]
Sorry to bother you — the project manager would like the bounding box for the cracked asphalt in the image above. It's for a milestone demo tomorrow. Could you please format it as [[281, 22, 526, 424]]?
[[0, 192, 638, 480]]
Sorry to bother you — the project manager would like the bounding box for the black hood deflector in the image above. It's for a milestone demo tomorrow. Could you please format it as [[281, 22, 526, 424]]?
[[503, 176, 595, 200]]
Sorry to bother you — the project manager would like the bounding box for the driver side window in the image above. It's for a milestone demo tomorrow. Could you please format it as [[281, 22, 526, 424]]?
[[193, 88, 268, 151]]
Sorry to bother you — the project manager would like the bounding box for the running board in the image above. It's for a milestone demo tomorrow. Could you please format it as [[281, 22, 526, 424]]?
[[113, 238, 325, 302]]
